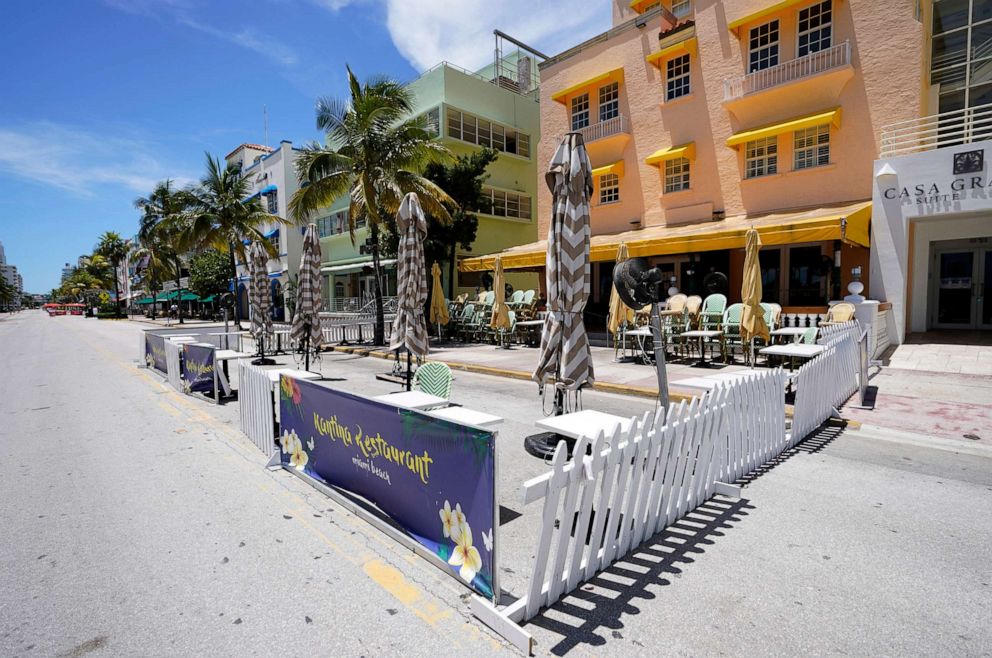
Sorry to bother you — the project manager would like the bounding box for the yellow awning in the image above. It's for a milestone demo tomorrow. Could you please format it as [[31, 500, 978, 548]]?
[[726, 108, 841, 148], [551, 68, 625, 104], [629, 0, 658, 13], [645, 142, 696, 166], [459, 200, 871, 272], [646, 37, 698, 67], [592, 161, 625, 178], [728, 0, 816, 32]]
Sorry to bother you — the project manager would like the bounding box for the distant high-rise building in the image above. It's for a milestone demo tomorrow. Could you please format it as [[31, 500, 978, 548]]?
[[0, 240, 6, 265], [61, 262, 74, 283]]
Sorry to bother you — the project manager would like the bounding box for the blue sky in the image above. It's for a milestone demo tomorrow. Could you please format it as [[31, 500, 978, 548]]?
[[0, 0, 610, 293]]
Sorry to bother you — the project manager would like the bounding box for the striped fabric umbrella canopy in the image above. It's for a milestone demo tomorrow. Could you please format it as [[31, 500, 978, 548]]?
[[533, 132, 595, 393], [389, 193, 429, 357], [291, 223, 324, 354], [489, 256, 511, 330], [248, 240, 273, 346], [429, 262, 449, 326]]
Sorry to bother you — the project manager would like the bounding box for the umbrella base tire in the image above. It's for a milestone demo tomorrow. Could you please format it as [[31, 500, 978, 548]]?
[[523, 432, 574, 460], [252, 357, 277, 366]]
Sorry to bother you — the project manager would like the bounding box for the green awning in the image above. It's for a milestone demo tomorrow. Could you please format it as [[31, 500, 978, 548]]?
[[178, 292, 200, 301], [155, 292, 175, 301], [200, 295, 217, 303], [135, 297, 156, 305]]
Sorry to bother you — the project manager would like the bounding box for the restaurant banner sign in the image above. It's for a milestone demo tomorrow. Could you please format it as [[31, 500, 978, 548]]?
[[181, 343, 215, 396], [144, 333, 167, 374], [278, 376, 498, 600]]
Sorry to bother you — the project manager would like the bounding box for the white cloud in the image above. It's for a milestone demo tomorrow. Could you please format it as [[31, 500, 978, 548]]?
[[380, 0, 612, 72], [0, 123, 196, 197]]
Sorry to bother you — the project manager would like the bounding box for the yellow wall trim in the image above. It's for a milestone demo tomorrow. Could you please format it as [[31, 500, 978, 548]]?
[[726, 108, 841, 148], [629, 0, 658, 13], [645, 142, 696, 166], [646, 36, 698, 67], [551, 68, 625, 104], [592, 160, 625, 178], [728, 0, 822, 32]]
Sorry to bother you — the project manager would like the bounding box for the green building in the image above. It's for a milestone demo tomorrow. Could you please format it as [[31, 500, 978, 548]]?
[[317, 56, 541, 311]]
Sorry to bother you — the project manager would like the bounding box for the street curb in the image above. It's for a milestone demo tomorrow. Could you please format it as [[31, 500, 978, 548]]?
[[324, 344, 698, 403]]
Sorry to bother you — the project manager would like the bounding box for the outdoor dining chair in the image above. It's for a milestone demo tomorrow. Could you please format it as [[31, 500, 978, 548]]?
[[720, 303, 744, 362], [699, 294, 727, 332], [457, 303, 477, 341], [823, 302, 856, 325], [414, 361, 452, 399]]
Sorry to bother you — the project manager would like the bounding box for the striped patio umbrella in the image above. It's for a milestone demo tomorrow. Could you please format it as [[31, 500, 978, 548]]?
[[740, 228, 770, 362], [533, 132, 595, 401], [291, 223, 324, 369], [389, 193, 430, 366], [429, 262, 449, 327], [248, 240, 273, 355]]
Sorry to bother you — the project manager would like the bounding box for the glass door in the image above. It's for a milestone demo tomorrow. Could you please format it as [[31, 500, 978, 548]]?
[[933, 249, 977, 328], [981, 249, 992, 330]]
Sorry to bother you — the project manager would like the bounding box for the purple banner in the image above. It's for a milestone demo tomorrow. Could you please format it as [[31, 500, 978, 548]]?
[[278, 376, 497, 600], [181, 343, 215, 396], [144, 333, 167, 374]]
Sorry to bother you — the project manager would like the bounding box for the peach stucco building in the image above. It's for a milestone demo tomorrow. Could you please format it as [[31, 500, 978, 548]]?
[[462, 0, 930, 323]]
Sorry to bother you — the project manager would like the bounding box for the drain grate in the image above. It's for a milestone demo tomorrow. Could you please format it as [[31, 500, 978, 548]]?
[[963, 434, 981, 441]]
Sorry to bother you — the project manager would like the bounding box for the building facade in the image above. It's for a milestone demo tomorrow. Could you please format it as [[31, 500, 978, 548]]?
[[226, 140, 304, 321], [462, 0, 925, 332], [870, 0, 992, 341], [316, 58, 542, 310]]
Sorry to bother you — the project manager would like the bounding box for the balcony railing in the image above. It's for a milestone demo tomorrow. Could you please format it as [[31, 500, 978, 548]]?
[[879, 102, 992, 158], [573, 114, 630, 143], [724, 41, 850, 101]]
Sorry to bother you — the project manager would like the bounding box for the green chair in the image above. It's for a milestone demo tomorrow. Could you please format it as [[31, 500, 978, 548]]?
[[720, 303, 744, 362], [802, 327, 819, 344], [457, 303, 477, 341], [699, 294, 727, 331], [414, 362, 452, 399]]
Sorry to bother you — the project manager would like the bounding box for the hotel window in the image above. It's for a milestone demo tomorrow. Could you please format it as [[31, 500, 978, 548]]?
[[666, 54, 691, 100], [424, 106, 440, 137], [571, 93, 590, 130], [599, 173, 620, 204], [482, 187, 532, 220], [664, 157, 690, 193], [793, 124, 830, 169], [446, 108, 530, 157], [671, 0, 692, 19], [798, 1, 832, 57], [266, 191, 278, 215], [748, 20, 780, 72], [269, 232, 281, 254], [931, 0, 992, 114], [745, 137, 778, 178], [317, 215, 333, 238], [599, 82, 619, 122]]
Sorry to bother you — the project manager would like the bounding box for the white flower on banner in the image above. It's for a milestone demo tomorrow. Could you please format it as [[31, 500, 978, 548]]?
[[279, 430, 299, 455], [439, 500, 457, 539], [448, 523, 482, 583]]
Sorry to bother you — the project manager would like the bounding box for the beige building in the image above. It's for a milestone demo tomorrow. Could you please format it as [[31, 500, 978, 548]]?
[[462, 0, 928, 325]]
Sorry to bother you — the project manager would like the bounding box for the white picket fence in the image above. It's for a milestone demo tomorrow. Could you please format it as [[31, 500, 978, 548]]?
[[790, 321, 860, 444], [238, 361, 276, 457], [473, 370, 787, 653], [165, 340, 183, 391]]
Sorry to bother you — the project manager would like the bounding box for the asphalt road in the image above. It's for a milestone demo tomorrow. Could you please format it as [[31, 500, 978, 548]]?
[[2, 311, 991, 657]]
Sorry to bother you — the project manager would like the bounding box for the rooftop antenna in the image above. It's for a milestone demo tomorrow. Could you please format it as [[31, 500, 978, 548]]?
[[263, 104, 269, 147]]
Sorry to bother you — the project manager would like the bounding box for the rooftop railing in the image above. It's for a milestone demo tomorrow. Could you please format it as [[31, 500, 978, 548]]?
[[724, 41, 850, 101], [879, 102, 992, 158]]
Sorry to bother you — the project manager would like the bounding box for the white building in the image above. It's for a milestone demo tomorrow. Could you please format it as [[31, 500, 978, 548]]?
[[225, 141, 303, 321], [61, 262, 74, 283]]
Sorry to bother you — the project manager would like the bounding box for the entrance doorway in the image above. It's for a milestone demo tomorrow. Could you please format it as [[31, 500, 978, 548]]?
[[930, 240, 992, 330]]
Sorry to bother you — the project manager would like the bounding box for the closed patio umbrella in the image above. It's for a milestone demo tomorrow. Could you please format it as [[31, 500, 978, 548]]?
[[389, 193, 429, 390], [533, 132, 595, 410], [291, 223, 324, 371], [606, 241, 636, 351], [429, 262, 449, 337], [740, 228, 770, 364], [489, 256, 511, 347], [248, 240, 274, 365]]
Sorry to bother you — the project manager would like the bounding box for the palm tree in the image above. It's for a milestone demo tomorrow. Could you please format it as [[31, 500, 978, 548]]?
[[290, 66, 454, 346], [96, 231, 129, 317], [135, 180, 194, 323], [182, 153, 285, 329], [0, 277, 14, 312]]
